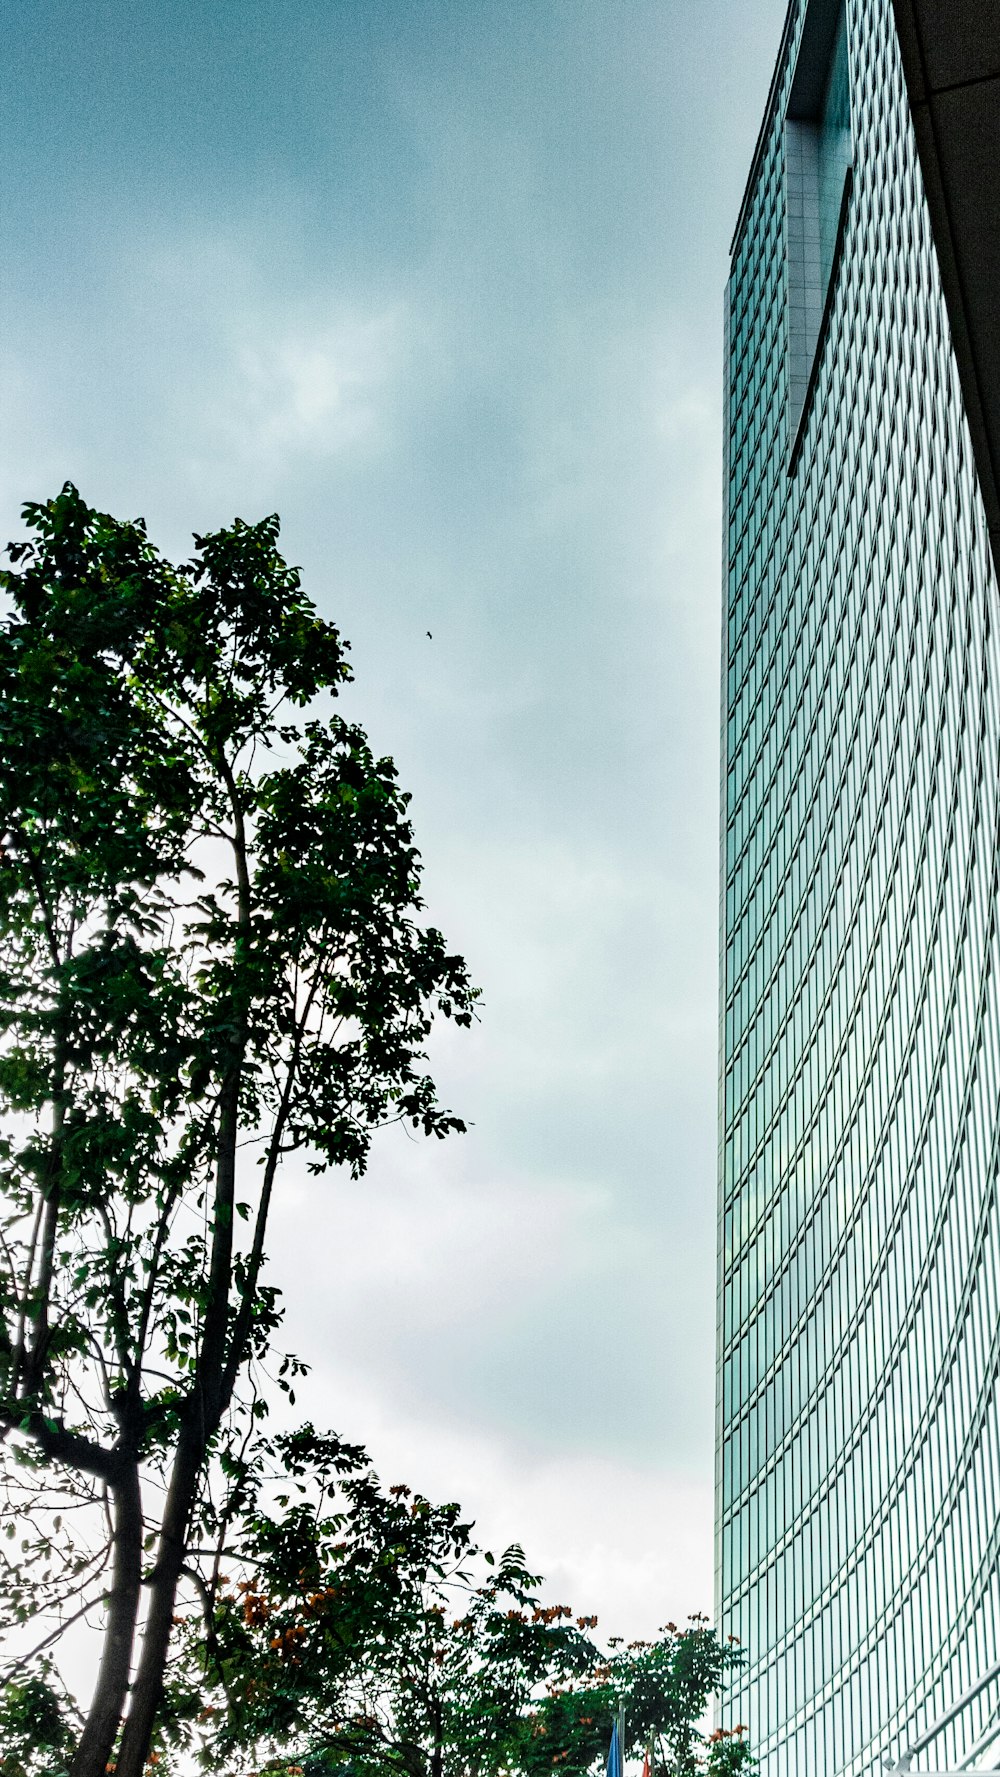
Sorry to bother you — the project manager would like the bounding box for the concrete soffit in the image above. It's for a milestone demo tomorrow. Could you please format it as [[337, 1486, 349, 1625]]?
[[890, 0, 1000, 584]]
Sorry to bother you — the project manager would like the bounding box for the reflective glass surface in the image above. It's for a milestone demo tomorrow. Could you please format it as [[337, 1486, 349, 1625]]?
[[718, 2, 1000, 1772]]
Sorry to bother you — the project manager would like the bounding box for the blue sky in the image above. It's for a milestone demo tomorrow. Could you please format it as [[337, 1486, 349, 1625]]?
[[1, 0, 784, 1634]]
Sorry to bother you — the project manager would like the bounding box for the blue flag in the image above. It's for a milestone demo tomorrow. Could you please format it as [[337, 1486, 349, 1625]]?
[[606, 1720, 621, 1777]]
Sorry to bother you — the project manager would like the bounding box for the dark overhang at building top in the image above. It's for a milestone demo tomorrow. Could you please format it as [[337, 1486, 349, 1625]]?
[[890, 0, 1000, 580]]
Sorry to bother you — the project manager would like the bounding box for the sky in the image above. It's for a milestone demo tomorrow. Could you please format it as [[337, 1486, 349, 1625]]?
[[0, 0, 785, 1643]]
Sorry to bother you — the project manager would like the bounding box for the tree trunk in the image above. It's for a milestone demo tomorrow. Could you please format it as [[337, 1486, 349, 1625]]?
[[115, 1062, 241, 1776], [113, 788, 249, 1775], [430, 1692, 444, 1777], [70, 1460, 143, 1777], [114, 1419, 203, 1777]]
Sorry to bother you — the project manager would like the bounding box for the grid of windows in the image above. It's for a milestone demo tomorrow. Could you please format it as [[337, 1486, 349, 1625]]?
[[717, 2, 1000, 1773]]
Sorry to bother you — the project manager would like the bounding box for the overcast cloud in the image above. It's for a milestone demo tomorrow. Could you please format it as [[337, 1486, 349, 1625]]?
[[1, 0, 784, 1640]]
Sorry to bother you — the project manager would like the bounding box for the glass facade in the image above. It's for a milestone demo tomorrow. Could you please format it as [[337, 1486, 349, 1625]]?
[[717, 2, 1000, 1773]]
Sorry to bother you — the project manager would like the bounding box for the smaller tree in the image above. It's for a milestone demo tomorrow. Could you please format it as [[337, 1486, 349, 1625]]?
[[0, 1663, 77, 1777], [516, 1625, 754, 1777], [150, 1427, 753, 1777]]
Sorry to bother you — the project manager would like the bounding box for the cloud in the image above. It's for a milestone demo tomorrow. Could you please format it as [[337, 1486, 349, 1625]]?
[[0, 222, 410, 531], [122, 230, 410, 504], [283, 1365, 714, 1640], [423, 833, 715, 1097], [218, 308, 402, 463], [264, 828, 717, 1472]]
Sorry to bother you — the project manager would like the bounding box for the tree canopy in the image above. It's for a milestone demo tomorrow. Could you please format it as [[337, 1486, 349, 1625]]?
[[0, 486, 477, 1776], [145, 1424, 753, 1777]]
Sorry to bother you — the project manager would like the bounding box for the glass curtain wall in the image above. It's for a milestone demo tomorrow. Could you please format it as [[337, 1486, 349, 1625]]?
[[718, 1, 1000, 1772]]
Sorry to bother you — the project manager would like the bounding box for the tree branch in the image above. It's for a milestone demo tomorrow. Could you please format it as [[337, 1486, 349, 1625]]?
[[0, 1590, 108, 1676], [0, 1403, 120, 1483], [219, 975, 319, 1413]]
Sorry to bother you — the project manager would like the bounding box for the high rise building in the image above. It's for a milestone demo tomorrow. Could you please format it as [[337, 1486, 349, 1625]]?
[[718, 3, 1000, 1772]]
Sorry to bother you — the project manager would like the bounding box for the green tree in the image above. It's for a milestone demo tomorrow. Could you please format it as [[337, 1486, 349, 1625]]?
[[0, 486, 477, 1777], [159, 1427, 752, 1777], [0, 1665, 77, 1776]]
